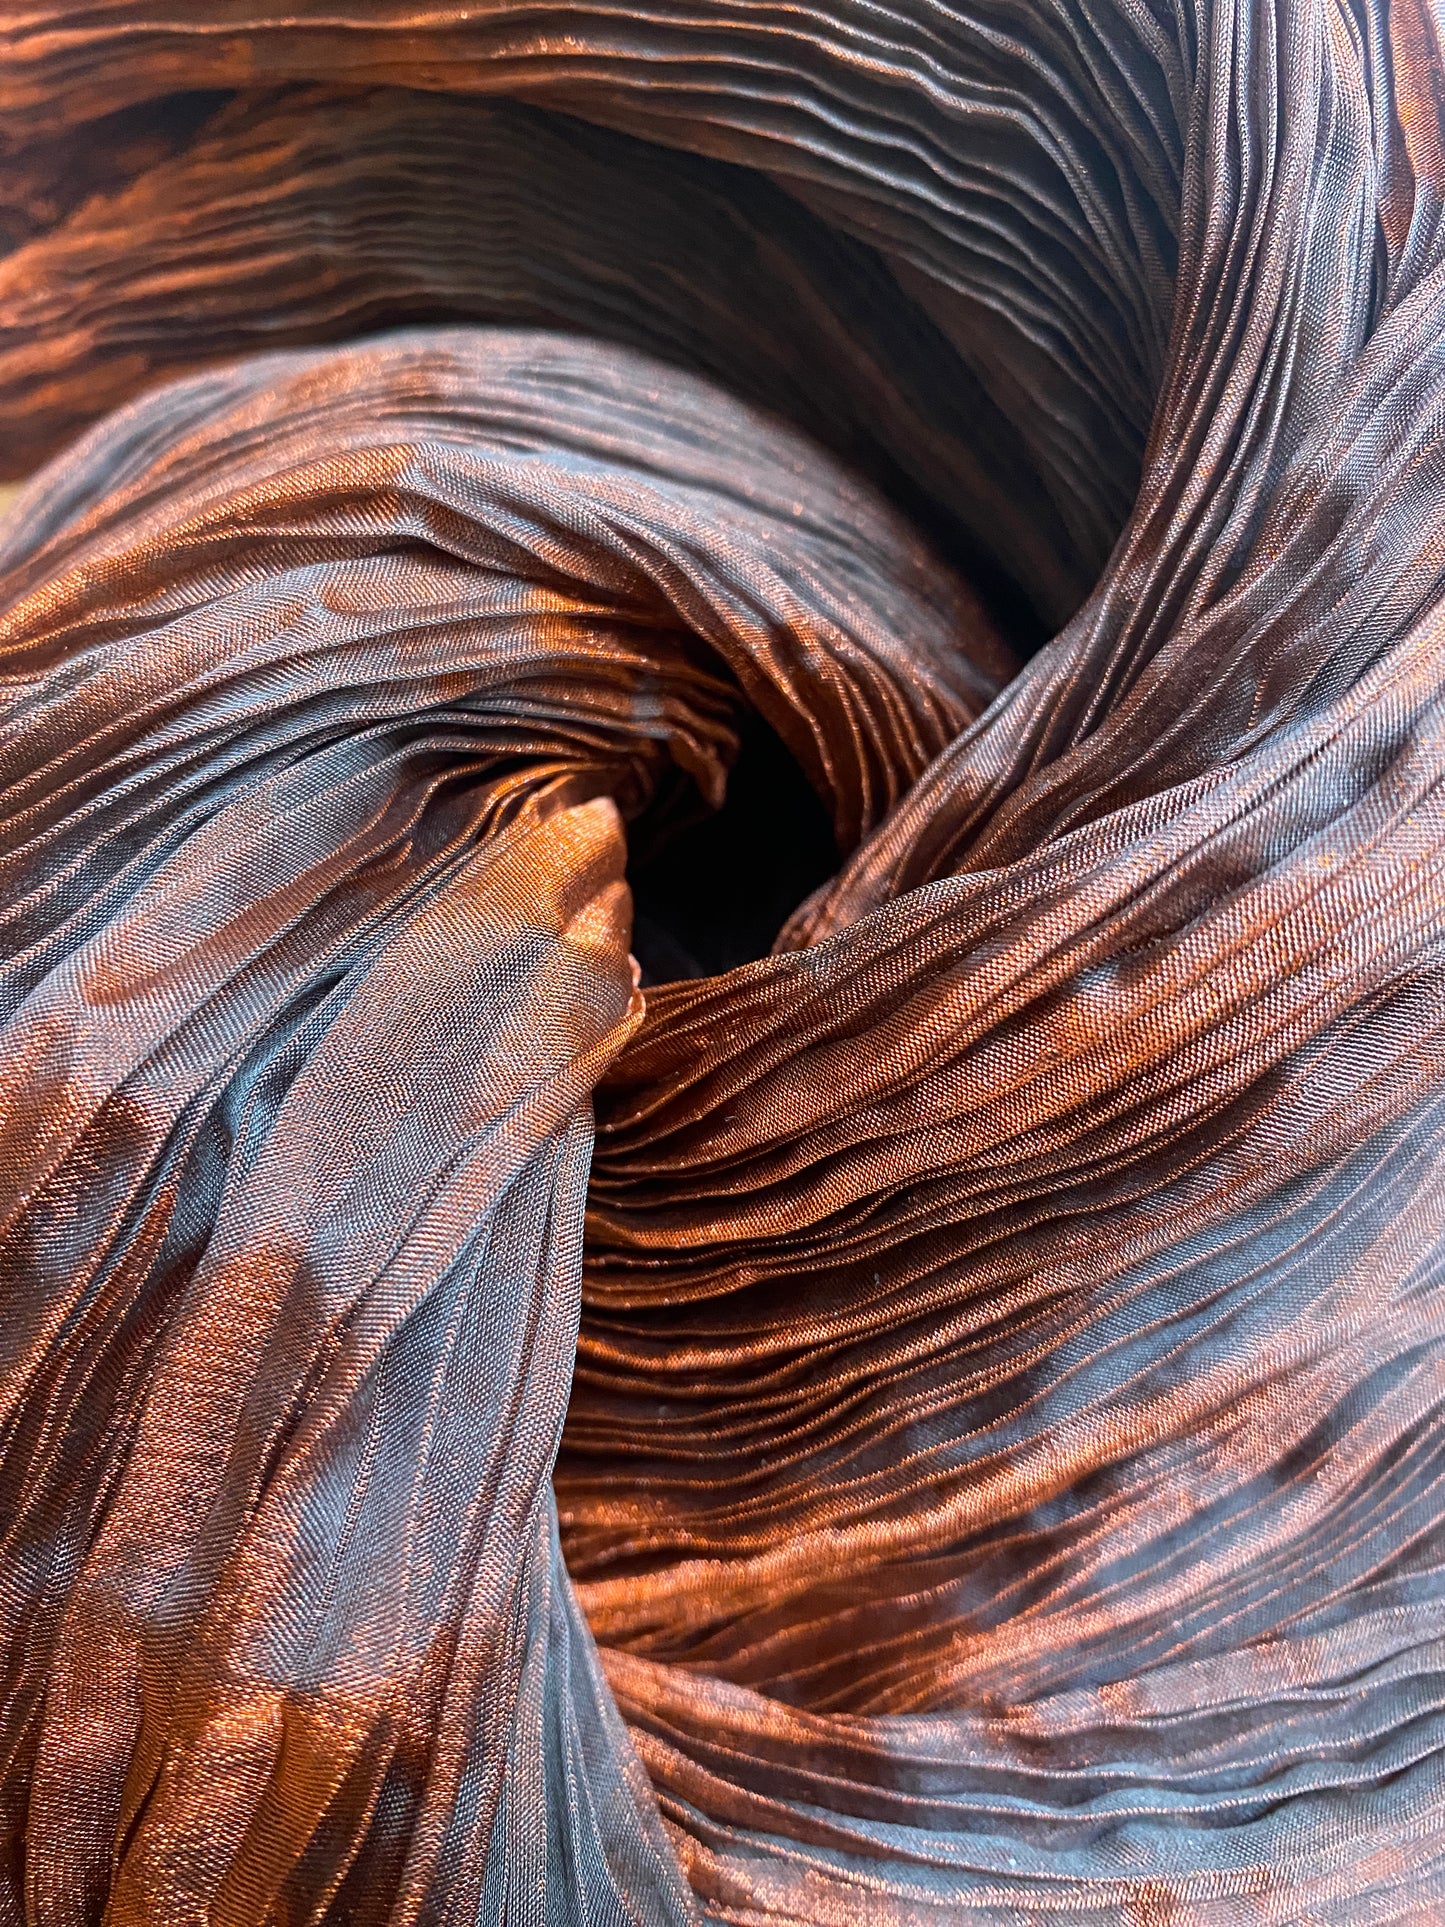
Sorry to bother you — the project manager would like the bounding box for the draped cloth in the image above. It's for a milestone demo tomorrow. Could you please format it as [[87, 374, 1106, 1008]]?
[[2, 0, 1445, 1920]]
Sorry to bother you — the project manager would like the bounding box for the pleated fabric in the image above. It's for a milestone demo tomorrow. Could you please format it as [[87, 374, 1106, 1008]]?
[[0, 0, 1444, 1920]]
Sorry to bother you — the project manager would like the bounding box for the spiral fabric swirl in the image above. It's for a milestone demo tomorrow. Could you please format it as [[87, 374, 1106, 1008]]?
[[2, 0, 1445, 1920]]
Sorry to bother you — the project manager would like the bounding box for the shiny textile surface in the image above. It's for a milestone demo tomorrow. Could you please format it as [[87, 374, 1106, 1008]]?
[[2, 0, 1445, 1921]]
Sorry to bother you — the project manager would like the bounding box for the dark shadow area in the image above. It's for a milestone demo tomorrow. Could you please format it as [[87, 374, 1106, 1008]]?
[[627, 712, 838, 982], [0, 90, 231, 256]]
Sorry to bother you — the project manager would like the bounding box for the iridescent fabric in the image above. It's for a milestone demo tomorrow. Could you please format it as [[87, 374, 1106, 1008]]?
[[1, 0, 1444, 1920]]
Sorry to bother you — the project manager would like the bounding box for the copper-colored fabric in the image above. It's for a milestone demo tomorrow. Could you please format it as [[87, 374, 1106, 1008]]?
[[2, 0, 1445, 1921]]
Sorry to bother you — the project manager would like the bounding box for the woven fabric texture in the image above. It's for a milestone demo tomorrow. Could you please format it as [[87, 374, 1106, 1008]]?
[[1, 0, 1444, 1919]]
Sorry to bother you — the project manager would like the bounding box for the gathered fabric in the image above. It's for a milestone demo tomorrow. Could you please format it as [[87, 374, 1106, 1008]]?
[[2, 0, 1445, 1921]]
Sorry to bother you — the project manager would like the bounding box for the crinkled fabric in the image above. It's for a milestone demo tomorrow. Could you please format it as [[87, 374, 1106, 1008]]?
[[0, 0, 1444, 1923]]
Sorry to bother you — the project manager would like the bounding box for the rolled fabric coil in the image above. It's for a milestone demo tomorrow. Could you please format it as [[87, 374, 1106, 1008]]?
[[1, 0, 1444, 1919]]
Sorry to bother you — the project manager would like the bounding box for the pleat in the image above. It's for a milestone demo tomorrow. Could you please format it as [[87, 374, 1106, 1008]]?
[[0, 0, 1186, 631]]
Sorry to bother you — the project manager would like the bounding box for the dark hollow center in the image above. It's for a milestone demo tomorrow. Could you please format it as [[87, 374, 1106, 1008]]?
[[626, 711, 838, 983]]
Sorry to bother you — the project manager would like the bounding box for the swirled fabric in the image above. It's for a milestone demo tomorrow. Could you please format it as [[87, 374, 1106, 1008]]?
[[2, 0, 1445, 1921]]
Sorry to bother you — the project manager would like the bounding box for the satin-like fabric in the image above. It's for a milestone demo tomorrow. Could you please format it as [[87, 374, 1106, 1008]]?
[[2, 0, 1445, 1920]]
